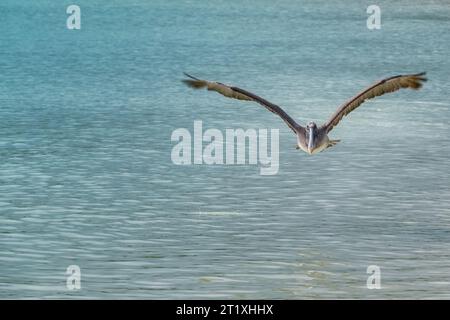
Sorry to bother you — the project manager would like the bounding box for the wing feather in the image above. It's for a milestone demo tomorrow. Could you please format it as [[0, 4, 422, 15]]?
[[182, 73, 304, 134], [322, 72, 427, 133]]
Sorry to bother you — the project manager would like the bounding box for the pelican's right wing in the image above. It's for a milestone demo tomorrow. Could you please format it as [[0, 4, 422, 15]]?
[[182, 73, 305, 134]]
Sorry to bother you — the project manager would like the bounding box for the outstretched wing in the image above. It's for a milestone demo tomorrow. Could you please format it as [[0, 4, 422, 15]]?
[[322, 72, 427, 133], [182, 73, 305, 134]]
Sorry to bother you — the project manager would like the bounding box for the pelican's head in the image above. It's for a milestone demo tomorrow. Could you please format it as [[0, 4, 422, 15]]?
[[307, 122, 317, 130], [306, 122, 317, 154]]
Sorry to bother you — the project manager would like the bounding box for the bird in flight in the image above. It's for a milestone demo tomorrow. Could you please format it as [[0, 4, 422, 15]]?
[[182, 72, 427, 154]]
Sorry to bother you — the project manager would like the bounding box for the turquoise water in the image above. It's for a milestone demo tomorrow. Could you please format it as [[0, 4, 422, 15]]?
[[1, 0, 450, 299]]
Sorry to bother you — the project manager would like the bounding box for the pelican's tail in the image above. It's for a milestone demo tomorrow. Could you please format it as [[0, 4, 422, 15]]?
[[327, 139, 340, 149]]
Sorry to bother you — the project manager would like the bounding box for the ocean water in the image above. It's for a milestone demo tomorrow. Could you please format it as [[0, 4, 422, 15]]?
[[1, 0, 450, 299]]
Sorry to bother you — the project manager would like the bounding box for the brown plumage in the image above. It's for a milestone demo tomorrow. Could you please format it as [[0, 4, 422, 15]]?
[[183, 73, 253, 101], [322, 72, 427, 133], [182, 72, 427, 155]]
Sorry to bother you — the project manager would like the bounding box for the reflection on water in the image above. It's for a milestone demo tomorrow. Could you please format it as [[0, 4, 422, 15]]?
[[0, 0, 450, 298]]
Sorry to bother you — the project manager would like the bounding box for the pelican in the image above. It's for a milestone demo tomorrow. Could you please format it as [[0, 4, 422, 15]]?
[[182, 72, 427, 154]]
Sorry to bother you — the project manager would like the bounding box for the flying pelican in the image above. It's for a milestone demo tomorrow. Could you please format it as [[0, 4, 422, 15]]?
[[182, 72, 427, 154]]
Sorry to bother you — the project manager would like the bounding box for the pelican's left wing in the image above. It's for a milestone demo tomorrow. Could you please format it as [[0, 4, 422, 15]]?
[[321, 72, 427, 133], [182, 73, 305, 134]]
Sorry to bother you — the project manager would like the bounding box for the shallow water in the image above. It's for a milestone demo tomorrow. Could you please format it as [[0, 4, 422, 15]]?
[[1, 0, 450, 299]]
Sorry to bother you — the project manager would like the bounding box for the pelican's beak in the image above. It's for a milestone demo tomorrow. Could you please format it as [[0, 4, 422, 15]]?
[[308, 127, 315, 154]]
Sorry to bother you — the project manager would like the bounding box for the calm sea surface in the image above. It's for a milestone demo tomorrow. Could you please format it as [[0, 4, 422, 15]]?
[[1, 0, 450, 299]]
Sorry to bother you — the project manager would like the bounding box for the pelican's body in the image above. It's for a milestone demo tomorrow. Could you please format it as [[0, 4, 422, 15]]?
[[294, 122, 336, 154], [182, 72, 427, 155]]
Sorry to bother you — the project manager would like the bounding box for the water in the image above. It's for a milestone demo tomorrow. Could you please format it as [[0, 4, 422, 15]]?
[[1, 0, 450, 299]]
